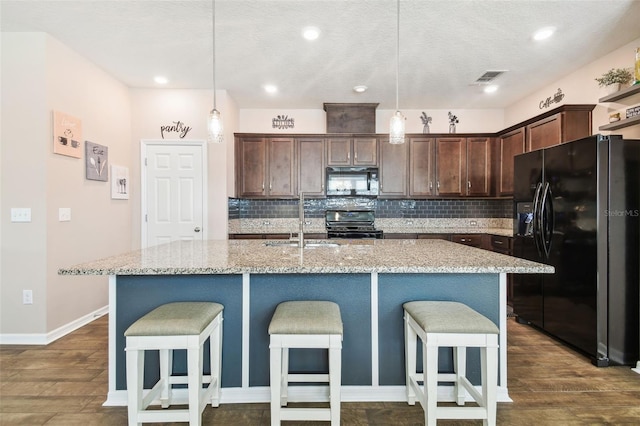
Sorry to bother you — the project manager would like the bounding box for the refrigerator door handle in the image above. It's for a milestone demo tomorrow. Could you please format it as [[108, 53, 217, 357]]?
[[539, 182, 553, 258], [532, 182, 544, 257]]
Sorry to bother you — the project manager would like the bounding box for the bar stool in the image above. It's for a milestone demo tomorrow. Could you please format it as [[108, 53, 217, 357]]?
[[403, 301, 499, 426], [124, 302, 223, 426], [268, 301, 343, 425]]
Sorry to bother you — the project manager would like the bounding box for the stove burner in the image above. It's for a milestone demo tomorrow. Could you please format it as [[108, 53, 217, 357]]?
[[325, 209, 383, 239]]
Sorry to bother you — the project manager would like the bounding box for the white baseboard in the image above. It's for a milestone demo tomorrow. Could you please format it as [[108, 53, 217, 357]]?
[[103, 385, 512, 407], [0, 305, 108, 345], [632, 361, 640, 374]]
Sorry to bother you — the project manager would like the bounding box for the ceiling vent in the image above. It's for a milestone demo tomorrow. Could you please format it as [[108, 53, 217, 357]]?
[[473, 70, 507, 84]]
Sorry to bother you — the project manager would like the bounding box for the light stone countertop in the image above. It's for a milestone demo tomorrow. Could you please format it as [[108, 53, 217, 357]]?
[[59, 239, 552, 276]]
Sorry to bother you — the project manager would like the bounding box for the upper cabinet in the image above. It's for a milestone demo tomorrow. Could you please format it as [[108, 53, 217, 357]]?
[[298, 137, 326, 197], [466, 137, 492, 197], [327, 137, 377, 166], [409, 137, 436, 197], [496, 104, 595, 196], [379, 137, 408, 197], [236, 136, 296, 198], [434, 137, 491, 197]]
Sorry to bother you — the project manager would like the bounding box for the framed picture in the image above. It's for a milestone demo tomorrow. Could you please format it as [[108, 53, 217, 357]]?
[[52, 110, 82, 158], [85, 141, 108, 181], [111, 165, 129, 199]]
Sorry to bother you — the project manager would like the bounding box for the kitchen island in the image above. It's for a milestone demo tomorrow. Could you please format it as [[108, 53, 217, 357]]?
[[59, 239, 552, 406]]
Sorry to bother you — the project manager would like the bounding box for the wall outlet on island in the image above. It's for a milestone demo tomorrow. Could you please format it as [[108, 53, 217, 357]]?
[[469, 220, 478, 227]]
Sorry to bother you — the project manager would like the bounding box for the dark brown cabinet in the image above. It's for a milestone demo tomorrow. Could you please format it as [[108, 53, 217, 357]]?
[[327, 137, 377, 166], [409, 137, 436, 197], [434, 138, 490, 197], [451, 234, 483, 247], [298, 137, 326, 197], [495, 128, 525, 197], [379, 137, 408, 197], [236, 136, 296, 198]]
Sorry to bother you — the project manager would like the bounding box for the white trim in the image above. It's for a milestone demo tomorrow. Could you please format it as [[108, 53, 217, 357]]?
[[102, 385, 512, 407], [242, 272, 251, 388], [140, 139, 208, 248], [370, 272, 379, 387], [632, 361, 640, 374], [0, 305, 108, 345], [499, 273, 508, 392], [108, 275, 117, 396]]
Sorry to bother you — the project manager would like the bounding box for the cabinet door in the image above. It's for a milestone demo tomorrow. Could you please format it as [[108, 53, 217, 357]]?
[[268, 137, 296, 197], [436, 138, 466, 196], [527, 114, 561, 151], [353, 137, 378, 165], [409, 137, 436, 197], [327, 138, 351, 165], [451, 234, 483, 247], [379, 137, 407, 197], [298, 137, 326, 196], [497, 128, 525, 196], [467, 137, 491, 196], [237, 137, 267, 197]]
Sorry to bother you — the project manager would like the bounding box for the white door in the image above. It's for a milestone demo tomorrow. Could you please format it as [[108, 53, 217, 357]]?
[[142, 141, 207, 247]]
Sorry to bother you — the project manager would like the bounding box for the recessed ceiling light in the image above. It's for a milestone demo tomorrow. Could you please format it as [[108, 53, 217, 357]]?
[[302, 26, 320, 41], [264, 84, 278, 94], [484, 85, 498, 94], [533, 27, 555, 41], [353, 85, 368, 93], [154, 76, 168, 85]]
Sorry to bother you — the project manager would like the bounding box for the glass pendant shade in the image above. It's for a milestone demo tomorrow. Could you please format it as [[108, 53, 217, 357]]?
[[208, 108, 224, 143], [389, 110, 405, 144]]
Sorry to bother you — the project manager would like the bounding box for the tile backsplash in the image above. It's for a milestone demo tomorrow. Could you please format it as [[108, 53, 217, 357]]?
[[228, 198, 512, 220]]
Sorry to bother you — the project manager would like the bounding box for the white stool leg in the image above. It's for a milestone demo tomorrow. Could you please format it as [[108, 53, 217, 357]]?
[[126, 345, 143, 426], [159, 349, 172, 408], [453, 346, 466, 406], [483, 344, 498, 426], [280, 347, 289, 406], [404, 314, 417, 405], [329, 338, 341, 425], [270, 339, 282, 426], [424, 340, 438, 426], [187, 344, 203, 426]]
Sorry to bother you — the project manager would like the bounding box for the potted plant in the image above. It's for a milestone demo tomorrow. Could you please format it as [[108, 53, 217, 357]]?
[[595, 68, 634, 94]]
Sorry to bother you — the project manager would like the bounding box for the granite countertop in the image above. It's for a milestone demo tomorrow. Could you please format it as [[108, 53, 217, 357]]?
[[59, 239, 552, 276]]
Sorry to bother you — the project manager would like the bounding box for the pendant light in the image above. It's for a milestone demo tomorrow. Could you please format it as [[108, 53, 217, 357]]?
[[389, 0, 405, 144], [207, 0, 223, 143]]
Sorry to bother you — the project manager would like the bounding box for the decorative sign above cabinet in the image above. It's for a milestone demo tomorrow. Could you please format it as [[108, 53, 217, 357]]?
[[272, 115, 295, 129], [539, 88, 565, 109]]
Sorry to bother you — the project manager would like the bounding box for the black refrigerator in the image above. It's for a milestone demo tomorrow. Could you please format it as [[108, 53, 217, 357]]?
[[513, 134, 639, 366]]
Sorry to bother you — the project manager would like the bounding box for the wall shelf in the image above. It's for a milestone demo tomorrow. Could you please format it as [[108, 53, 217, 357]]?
[[598, 83, 640, 103], [598, 114, 640, 131]]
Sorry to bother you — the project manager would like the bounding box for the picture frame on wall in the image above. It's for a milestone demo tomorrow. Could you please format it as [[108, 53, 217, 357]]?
[[85, 141, 108, 181], [52, 110, 83, 158], [111, 165, 129, 199]]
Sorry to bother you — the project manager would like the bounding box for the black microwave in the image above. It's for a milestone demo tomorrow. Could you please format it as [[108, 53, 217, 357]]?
[[325, 167, 379, 197]]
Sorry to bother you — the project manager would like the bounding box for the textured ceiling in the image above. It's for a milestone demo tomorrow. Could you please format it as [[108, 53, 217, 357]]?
[[2, 0, 640, 109]]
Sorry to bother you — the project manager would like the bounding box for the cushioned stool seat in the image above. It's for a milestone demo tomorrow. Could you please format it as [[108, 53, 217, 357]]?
[[269, 301, 343, 425], [125, 302, 223, 426], [404, 301, 499, 426]]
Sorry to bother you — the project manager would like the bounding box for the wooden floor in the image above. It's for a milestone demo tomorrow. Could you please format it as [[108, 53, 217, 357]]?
[[1, 315, 639, 425]]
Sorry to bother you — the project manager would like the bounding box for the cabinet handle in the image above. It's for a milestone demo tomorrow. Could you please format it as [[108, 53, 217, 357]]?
[[348, 152, 350, 161], [429, 181, 433, 190], [437, 181, 440, 189], [269, 181, 272, 191], [493, 240, 503, 245], [262, 182, 265, 191], [355, 152, 358, 161], [468, 181, 471, 189], [460, 238, 466, 242]]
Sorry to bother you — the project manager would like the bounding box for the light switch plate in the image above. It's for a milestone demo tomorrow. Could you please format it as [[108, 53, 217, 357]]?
[[59, 208, 71, 222], [11, 208, 31, 222]]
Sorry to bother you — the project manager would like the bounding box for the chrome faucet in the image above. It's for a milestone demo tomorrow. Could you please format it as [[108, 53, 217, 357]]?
[[298, 192, 305, 248]]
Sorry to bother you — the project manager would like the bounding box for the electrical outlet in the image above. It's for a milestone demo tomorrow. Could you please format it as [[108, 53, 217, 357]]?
[[469, 220, 478, 227], [23, 289, 33, 305]]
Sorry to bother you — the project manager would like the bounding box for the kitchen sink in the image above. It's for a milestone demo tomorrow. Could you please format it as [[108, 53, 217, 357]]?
[[263, 240, 339, 248]]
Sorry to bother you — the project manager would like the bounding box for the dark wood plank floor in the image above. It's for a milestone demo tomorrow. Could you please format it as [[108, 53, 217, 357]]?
[[1, 315, 639, 425]]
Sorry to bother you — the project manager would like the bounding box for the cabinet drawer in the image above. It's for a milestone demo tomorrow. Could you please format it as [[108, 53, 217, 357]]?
[[417, 234, 451, 240], [490, 235, 512, 253], [384, 233, 418, 239], [451, 234, 483, 247]]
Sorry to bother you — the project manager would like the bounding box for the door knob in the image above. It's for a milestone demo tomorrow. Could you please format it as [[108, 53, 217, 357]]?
[[194, 227, 201, 232]]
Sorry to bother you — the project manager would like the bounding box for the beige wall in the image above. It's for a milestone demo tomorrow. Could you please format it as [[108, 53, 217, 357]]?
[[0, 33, 132, 337], [505, 37, 640, 139], [130, 89, 237, 245]]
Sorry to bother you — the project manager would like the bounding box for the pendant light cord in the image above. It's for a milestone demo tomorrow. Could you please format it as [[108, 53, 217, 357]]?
[[395, 0, 399, 111], [212, 0, 217, 109]]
